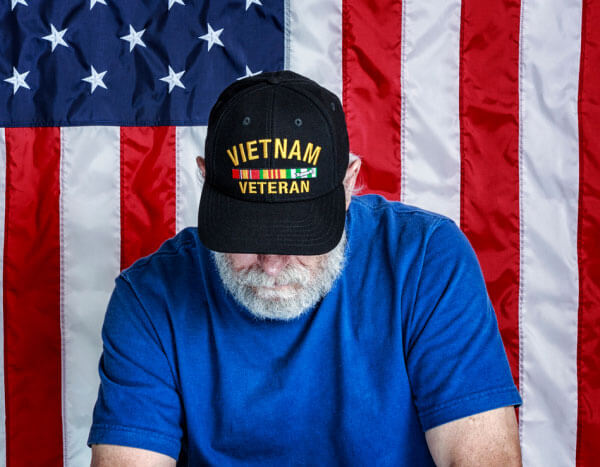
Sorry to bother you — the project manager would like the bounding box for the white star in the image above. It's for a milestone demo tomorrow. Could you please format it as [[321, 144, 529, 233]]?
[[90, 0, 107, 10], [237, 65, 262, 80], [82, 66, 107, 93], [11, 0, 27, 10], [120, 25, 146, 52], [160, 66, 185, 93], [42, 24, 69, 52], [199, 23, 224, 52], [245, 0, 262, 10], [4, 67, 30, 94], [168, 0, 184, 9]]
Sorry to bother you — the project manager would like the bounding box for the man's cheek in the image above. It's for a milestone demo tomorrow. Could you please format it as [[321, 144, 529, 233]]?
[[297, 256, 327, 274]]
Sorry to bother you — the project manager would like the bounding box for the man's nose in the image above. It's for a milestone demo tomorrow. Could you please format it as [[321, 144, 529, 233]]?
[[258, 255, 290, 276]]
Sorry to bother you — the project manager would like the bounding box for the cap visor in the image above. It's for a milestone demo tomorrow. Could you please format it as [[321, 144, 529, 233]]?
[[198, 183, 346, 255]]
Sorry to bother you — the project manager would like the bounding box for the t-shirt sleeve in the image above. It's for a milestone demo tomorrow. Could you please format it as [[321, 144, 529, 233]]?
[[405, 218, 522, 431], [88, 275, 183, 460]]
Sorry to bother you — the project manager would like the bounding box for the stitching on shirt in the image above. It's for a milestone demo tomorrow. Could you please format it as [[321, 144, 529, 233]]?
[[117, 275, 181, 392], [91, 424, 180, 443], [404, 216, 449, 355], [419, 386, 520, 416], [351, 196, 453, 224], [123, 231, 196, 274]]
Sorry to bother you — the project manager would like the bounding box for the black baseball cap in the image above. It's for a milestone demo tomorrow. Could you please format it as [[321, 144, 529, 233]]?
[[198, 70, 349, 255]]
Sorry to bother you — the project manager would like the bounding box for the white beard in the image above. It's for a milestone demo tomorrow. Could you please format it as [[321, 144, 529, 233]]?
[[212, 232, 346, 321]]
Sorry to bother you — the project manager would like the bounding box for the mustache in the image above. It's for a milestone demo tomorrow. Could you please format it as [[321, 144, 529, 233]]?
[[230, 262, 313, 288]]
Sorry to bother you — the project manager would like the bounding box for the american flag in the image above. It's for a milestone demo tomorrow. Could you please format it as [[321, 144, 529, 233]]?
[[0, 0, 598, 465]]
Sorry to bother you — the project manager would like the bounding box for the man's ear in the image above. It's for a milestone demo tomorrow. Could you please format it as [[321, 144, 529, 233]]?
[[343, 158, 361, 210], [196, 156, 206, 178]]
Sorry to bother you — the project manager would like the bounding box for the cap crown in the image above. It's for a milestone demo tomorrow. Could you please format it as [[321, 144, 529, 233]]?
[[205, 71, 349, 202]]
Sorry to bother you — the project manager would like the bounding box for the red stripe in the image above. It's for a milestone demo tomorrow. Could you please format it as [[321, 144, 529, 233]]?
[[459, 0, 521, 386], [120, 127, 177, 270], [232, 169, 240, 179], [3, 128, 63, 466], [343, 0, 402, 198], [577, 0, 600, 463]]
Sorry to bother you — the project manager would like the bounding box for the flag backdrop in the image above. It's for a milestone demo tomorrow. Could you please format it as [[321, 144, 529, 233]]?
[[0, 0, 599, 465]]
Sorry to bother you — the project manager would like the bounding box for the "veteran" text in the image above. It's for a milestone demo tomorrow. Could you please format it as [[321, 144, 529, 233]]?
[[238, 180, 310, 195]]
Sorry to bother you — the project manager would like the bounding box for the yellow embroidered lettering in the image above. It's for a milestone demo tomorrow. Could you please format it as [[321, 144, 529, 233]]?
[[289, 140, 301, 161], [239, 181, 248, 194], [278, 181, 288, 194], [227, 146, 239, 167], [238, 143, 247, 163], [274, 138, 287, 159], [267, 181, 277, 194], [257, 181, 266, 194], [246, 140, 258, 160], [301, 180, 309, 192], [289, 181, 299, 194], [248, 181, 257, 194], [259, 139, 271, 158], [302, 143, 321, 166]]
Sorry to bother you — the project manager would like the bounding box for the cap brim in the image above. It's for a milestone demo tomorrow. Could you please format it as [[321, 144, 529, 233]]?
[[198, 183, 346, 255]]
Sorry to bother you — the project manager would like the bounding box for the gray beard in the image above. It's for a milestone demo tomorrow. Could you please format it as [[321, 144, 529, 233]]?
[[212, 232, 347, 321]]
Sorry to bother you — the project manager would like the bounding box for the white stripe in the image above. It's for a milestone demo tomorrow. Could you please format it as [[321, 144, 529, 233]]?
[[286, 0, 343, 100], [518, 0, 581, 465], [0, 129, 6, 466], [176, 126, 206, 232], [400, 0, 462, 221], [61, 127, 121, 467]]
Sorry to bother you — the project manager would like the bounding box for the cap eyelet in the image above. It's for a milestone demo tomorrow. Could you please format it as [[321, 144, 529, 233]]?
[[242, 116, 251, 126], [330, 102, 336, 111], [294, 118, 303, 127]]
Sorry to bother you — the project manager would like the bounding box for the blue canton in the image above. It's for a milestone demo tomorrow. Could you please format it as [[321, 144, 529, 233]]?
[[0, 0, 284, 126]]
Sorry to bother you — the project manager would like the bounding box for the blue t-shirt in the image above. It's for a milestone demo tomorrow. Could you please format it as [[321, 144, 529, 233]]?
[[89, 195, 521, 465]]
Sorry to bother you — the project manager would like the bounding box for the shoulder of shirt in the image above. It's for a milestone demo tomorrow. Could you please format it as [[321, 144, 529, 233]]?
[[120, 227, 199, 280], [349, 194, 453, 228]]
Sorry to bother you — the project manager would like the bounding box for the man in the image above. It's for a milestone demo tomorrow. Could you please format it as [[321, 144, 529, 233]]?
[[89, 71, 522, 466]]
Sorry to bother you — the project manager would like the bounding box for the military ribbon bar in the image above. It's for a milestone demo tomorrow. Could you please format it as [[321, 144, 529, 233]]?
[[231, 168, 317, 180]]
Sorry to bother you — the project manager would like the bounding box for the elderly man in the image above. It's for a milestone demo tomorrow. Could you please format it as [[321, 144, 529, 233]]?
[[89, 71, 522, 466]]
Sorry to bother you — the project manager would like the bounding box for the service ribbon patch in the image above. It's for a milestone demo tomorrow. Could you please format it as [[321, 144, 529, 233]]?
[[232, 168, 317, 180]]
